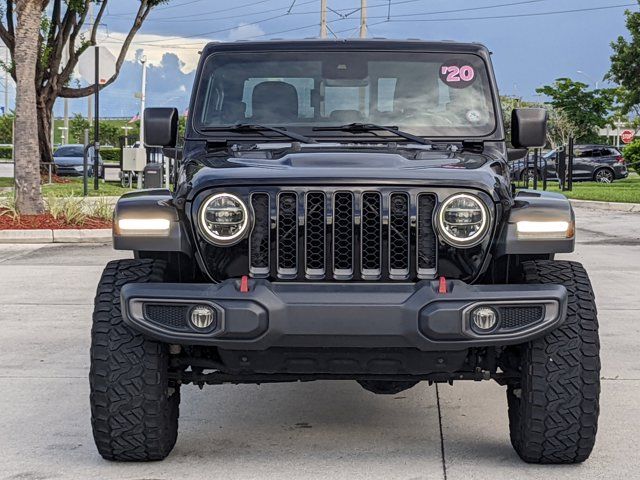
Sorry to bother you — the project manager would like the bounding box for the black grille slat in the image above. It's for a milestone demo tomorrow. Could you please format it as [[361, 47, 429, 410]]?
[[361, 192, 382, 276], [333, 192, 354, 275], [248, 188, 438, 281], [417, 194, 437, 273], [250, 193, 270, 275], [277, 192, 298, 275], [389, 193, 410, 276], [305, 192, 326, 275]]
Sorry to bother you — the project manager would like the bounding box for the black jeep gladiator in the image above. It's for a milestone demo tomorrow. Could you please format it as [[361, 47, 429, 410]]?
[[90, 40, 599, 464]]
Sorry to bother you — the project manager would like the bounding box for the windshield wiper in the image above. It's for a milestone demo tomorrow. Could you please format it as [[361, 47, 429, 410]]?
[[313, 123, 432, 146], [201, 123, 317, 144]]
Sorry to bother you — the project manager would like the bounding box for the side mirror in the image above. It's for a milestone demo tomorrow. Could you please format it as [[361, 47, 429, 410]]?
[[144, 107, 178, 148], [511, 108, 547, 149]]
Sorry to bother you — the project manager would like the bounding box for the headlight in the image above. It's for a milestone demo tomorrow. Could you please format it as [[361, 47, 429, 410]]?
[[437, 193, 489, 248], [198, 193, 249, 245]]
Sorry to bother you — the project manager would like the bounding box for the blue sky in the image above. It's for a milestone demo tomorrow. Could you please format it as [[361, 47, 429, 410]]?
[[48, 0, 637, 118]]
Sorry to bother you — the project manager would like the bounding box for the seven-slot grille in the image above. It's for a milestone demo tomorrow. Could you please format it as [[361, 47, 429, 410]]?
[[250, 189, 437, 281]]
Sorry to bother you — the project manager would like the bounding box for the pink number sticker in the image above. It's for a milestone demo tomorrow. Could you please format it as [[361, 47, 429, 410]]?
[[459, 65, 475, 82], [440, 63, 476, 88]]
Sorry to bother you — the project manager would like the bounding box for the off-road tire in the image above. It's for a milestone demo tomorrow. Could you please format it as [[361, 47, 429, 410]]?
[[507, 260, 600, 464], [90, 259, 180, 461]]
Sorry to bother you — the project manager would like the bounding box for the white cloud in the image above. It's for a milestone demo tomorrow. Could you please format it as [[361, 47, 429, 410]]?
[[97, 30, 209, 73], [94, 21, 265, 74], [227, 23, 265, 42]]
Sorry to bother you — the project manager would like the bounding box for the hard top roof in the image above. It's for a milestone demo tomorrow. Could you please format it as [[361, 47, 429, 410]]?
[[201, 38, 491, 56]]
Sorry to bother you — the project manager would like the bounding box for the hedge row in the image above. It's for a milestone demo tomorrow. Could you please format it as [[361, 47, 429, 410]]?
[[0, 146, 11, 159], [0, 146, 121, 162]]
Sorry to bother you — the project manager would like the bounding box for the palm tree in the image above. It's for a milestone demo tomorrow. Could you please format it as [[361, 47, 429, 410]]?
[[13, 0, 47, 215]]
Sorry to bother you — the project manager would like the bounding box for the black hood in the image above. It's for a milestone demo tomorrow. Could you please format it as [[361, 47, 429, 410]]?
[[186, 150, 506, 201]]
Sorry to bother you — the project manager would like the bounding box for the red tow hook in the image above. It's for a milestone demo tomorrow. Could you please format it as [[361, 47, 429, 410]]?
[[438, 276, 448, 294], [240, 275, 250, 293]]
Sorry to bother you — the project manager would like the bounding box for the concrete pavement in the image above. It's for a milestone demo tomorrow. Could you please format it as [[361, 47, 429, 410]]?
[[0, 205, 639, 479]]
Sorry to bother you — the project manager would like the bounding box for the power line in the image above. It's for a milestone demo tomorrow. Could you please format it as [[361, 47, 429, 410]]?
[[107, 0, 273, 19], [126, 0, 317, 45], [127, 0, 552, 48], [106, 0, 637, 50], [376, 2, 638, 23]]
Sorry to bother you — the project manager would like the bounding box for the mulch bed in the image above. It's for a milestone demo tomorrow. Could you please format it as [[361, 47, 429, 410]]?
[[0, 212, 111, 230]]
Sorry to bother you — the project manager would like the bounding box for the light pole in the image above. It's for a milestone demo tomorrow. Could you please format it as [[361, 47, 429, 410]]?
[[577, 70, 599, 90], [121, 125, 132, 147], [139, 55, 147, 145], [58, 126, 68, 145]]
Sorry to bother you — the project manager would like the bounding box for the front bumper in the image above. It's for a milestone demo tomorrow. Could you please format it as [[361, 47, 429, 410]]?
[[55, 165, 92, 176], [121, 279, 567, 351]]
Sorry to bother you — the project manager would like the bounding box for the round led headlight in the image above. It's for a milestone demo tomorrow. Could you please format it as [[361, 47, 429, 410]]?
[[437, 193, 489, 248], [198, 193, 249, 245]]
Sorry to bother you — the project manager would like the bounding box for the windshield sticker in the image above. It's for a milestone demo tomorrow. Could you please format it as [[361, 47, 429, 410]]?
[[439, 63, 476, 88], [466, 110, 482, 123]]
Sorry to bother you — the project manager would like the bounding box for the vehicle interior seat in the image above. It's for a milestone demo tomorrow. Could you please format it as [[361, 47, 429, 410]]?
[[251, 81, 299, 124]]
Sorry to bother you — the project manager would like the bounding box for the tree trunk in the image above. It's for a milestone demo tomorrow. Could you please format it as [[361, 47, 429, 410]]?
[[37, 100, 54, 165], [14, 0, 47, 215]]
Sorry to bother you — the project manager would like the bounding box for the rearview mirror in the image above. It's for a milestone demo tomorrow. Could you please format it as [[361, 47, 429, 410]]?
[[144, 107, 178, 148], [511, 108, 547, 149]]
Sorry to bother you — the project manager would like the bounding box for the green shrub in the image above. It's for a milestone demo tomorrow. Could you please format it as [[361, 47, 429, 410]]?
[[623, 140, 640, 174], [47, 195, 87, 225], [100, 147, 120, 163], [0, 145, 12, 159]]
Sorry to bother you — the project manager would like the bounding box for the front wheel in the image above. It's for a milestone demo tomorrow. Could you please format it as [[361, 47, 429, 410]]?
[[90, 259, 180, 461], [594, 168, 614, 183], [507, 260, 600, 464]]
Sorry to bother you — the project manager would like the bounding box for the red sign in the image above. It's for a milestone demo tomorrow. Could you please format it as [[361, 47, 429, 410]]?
[[621, 130, 635, 144]]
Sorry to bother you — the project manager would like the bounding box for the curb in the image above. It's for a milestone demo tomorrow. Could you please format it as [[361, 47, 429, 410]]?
[[0, 228, 111, 244], [570, 199, 640, 212]]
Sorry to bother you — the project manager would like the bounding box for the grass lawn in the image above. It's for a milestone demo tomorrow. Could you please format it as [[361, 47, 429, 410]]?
[[2, 171, 638, 203], [42, 179, 133, 197], [546, 174, 640, 204], [0, 177, 133, 197], [0, 177, 13, 187]]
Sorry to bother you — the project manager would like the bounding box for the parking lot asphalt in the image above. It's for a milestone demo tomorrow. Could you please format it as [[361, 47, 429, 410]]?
[[0, 204, 639, 480]]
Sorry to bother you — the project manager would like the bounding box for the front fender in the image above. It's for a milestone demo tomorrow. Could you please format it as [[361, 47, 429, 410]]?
[[112, 189, 191, 255], [495, 189, 575, 255]]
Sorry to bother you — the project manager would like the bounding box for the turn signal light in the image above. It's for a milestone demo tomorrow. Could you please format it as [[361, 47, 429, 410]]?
[[117, 218, 170, 235], [516, 220, 574, 239]]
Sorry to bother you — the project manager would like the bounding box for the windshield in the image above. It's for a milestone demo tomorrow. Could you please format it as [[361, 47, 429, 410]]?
[[193, 51, 497, 138], [54, 146, 84, 157]]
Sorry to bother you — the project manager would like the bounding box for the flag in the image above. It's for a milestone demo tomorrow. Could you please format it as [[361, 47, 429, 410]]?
[[128, 113, 140, 124]]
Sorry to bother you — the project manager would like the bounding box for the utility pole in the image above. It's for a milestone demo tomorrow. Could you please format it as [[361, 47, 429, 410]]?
[[87, 1, 94, 126], [139, 55, 148, 145], [359, 0, 367, 38], [4, 47, 8, 116], [320, 0, 327, 38], [62, 46, 69, 144]]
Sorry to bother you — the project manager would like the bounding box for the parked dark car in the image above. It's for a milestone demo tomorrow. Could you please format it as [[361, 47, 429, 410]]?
[[510, 144, 628, 183], [90, 39, 600, 465], [53, 144, 104, 178]]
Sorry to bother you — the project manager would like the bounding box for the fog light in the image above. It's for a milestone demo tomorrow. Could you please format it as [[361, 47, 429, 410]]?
[[190, 305, 215, 329], [471, 307, 498, 332]]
